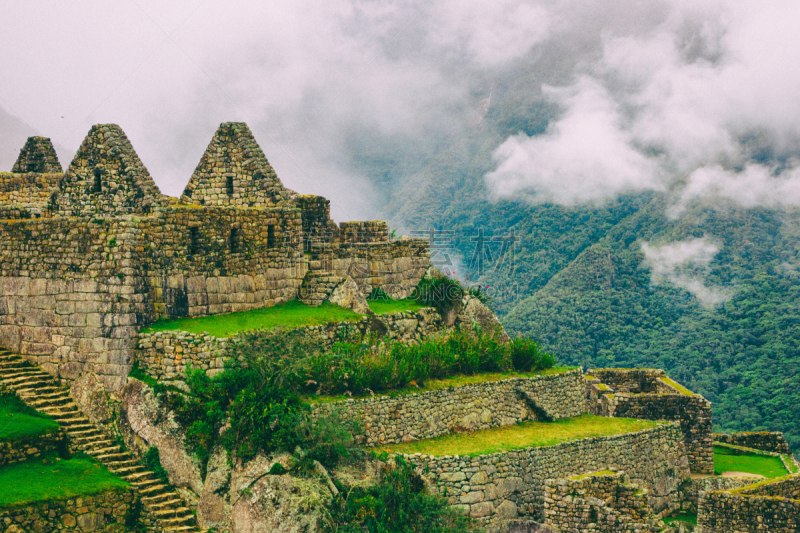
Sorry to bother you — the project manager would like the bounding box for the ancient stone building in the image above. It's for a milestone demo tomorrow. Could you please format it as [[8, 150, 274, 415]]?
[[0, 123, 430, 391]]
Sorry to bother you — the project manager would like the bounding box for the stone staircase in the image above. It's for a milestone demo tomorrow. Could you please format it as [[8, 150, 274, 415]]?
[[0, 348, 200, 532]]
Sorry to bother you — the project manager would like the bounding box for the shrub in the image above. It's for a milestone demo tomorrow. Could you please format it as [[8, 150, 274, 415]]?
[[144, 446, 170, 485], [415, 276, 464, 316], [326, 455, 483, 533], [509, 338, 556, 372]]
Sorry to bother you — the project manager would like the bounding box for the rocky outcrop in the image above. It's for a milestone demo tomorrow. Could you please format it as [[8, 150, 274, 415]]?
[[328, 276, 370, 315], [455, 294, 509, 341], [119, 379, 204, 498], [70, 372, 114, 426]]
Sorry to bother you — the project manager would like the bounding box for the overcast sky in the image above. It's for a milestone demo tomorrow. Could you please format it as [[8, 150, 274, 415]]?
[[2, 0, 800, 220]]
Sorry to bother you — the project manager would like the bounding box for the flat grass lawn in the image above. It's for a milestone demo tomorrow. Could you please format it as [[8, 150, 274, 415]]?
[[0, 394, 59, 441], [378, 415, 663, 457], [141, 300, 363, 337], [367, 298, 427, 315], [307, 367, 575, 404], [0, 453, 128, 506], [714, 445, 789, 478], [664, 513, 698, 526]]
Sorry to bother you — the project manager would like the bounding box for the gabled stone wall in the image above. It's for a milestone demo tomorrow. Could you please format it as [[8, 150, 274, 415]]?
[[55, 124, 168, 217], [0, 172, 62, 217], [11, 136, 63, 174]]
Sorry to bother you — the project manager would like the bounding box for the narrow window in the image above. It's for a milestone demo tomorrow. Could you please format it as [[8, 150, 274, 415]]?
[[200, 198, 205, 206], [93, 168, 102, 193], [267, 224, 276, 248], [226, 175, 234, 196], [189, 227, 199, 255], [230, 228, 240, 253]]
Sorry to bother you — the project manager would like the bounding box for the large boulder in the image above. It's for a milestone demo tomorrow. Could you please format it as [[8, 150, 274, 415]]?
[[455, 294, 509, 341], [197, 446, 233, 530], [70, 372, 113, 425], [119, 378, 204, 497], [328, 276, 369, 315]]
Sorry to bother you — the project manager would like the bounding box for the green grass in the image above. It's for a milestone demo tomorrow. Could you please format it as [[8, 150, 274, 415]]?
[[782, 455, 799, 473], [660, 377, 695, 396], [128, 363, 159, 388], [367, 298, 428, 315], [140, 300, 363, 338], [378, 415, 663, 457], [714, 445, 789, 478], [664, 513, 698, 526], [569, 470, 617, 480], [0, 453, 128, 506], [305, 367, 575, 403], [0, 394, 60, 441]]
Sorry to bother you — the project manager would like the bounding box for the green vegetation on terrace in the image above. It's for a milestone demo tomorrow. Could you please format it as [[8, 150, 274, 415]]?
[[307, 367, 573, 403], [0, 394, 60, 441], [664, 513, 698, 526], [367, 298, 428, 315], [569, 470, 617, 480], [661, 377, 694, 396], [0, 453, 128, 506], [713, 445, 789, 478], [379, 415, 663, 457], [141, 300, 363, 337]]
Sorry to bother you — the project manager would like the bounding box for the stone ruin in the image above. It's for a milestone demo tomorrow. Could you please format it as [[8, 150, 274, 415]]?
[[0, 123, 430, 391]]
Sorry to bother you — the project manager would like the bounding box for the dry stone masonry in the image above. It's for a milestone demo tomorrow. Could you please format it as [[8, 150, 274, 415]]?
[[0, 124, 429, 390], [312, 369, 586, 446], [405, 423, 691, 524], [586, 369, 713, 474], [0, 427, 69, 467], [713, 431, 792, 454]]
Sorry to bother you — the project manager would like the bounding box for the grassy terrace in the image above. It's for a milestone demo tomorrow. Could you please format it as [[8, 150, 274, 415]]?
[[713, 445, 790, 478], [0, 453, 128, 506], [306, 367, 575, 403], [378, 415, 663, 457], [140, 298, 428, 338], [0, 394, 60, 441]]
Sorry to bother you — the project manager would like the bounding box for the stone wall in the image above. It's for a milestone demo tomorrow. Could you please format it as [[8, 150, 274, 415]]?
[[713, 431, 792, 454], [698, 475, 800, 532], [544, 472, 663, 533], [405, 423, 691, 524], [339, 221, 389, 243], [0, 488, 138, 533], [55, 124, 168, 217], [180, 122, 292, 208], [308, 240, 430, 300], [11, 136, 63, 174], [671, 476, 753, 516], [313, 369, 586, 446], [586, 369, 714, 474], [0, 172, 61, 217], [0, 427, 69, 466], [134, 308, 444, 384]]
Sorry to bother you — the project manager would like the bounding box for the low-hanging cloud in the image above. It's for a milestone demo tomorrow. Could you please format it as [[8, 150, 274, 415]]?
[[487, 0, 800, 210], [641, 237, 731, 307]]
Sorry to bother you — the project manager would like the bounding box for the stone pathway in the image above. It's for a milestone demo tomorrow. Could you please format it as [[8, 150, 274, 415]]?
[[0, 348, 200, 532]]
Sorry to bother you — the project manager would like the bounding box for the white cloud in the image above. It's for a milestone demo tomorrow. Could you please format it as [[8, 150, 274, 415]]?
[[486, 77, 661, 204], [641, 237, 731, 307]]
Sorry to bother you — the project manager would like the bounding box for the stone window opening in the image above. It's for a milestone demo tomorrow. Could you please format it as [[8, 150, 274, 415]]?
[[189, 227, 200, 255], [267, 224, 276, 248], [92, 168, 102, 193], [226, 175, 234, 197], [230, 227, 241, 254]]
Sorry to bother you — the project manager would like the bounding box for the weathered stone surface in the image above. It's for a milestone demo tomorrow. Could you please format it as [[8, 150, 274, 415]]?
[[197, 446, 233, 530], [698, 475, 800, 532], [71, 372, 113, 425], [120, 378, 204, 496], [327, 275, 369, 314], [456, 294, 509, 341]]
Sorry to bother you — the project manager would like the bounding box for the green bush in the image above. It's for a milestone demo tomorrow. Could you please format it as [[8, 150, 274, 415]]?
[[415, 276, 464, 316], [326, 455, 482, 533], [144, 446, 169, 485]]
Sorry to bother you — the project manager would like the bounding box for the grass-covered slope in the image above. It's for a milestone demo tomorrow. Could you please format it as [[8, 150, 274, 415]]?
[[0, 453, 128, 505], [0, 393, 59, 441], [379, 415, 662, 457]]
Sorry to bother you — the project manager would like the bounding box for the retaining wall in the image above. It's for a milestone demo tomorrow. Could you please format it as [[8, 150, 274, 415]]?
[[0, 427, 69, 467], [0, 488, 138, 532], [698, 475, 800, 532], [134, 308, 443, 384], [405, 423, 691, 524], [713, 431, 792, 455], [312, 369, 586, 446]]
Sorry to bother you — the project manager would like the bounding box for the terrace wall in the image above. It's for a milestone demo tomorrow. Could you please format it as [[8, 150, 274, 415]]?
[[713, 431, 792, 455], [133, 308, 444, 384], [312, 369, 587, 446], [586, 369, 714, 474], [405, 423, 690, 524], [0, 487, 140, 532], [0, 427, 69, 467], [698, 475, 800, 532]]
